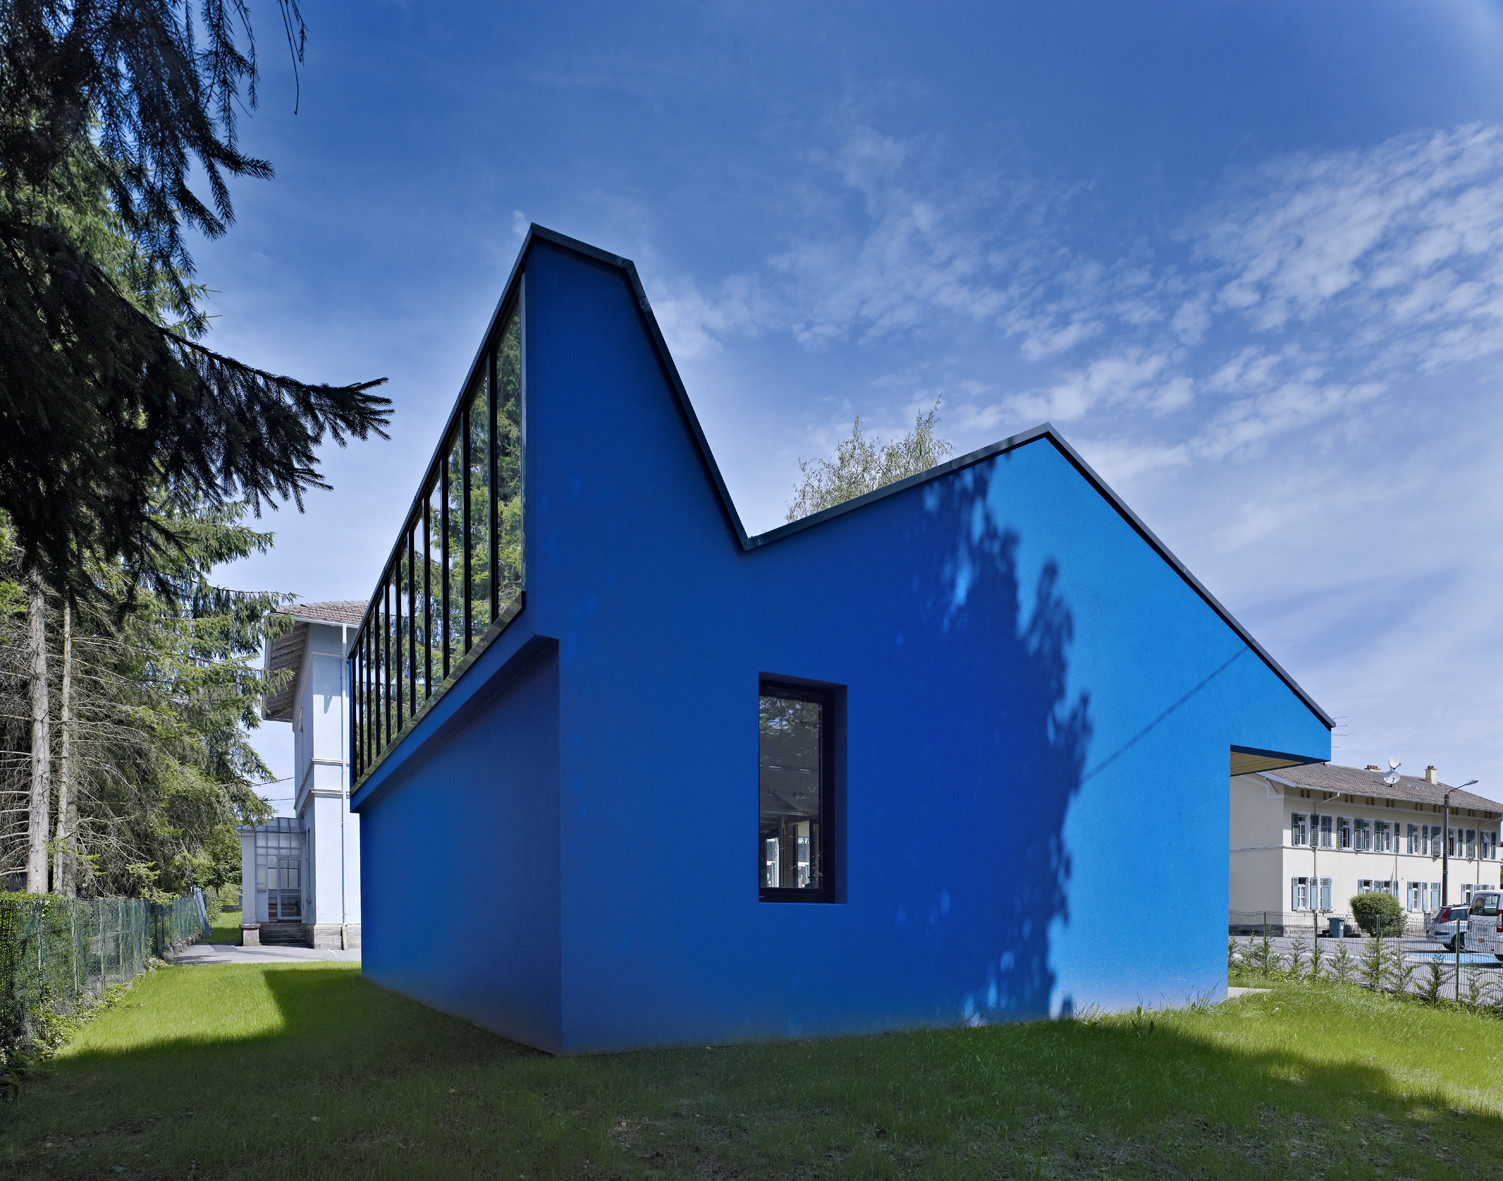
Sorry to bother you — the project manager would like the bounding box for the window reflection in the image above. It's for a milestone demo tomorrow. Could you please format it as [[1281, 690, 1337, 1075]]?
[[758, 688, 829, 896], [351, 297, 524, 782]]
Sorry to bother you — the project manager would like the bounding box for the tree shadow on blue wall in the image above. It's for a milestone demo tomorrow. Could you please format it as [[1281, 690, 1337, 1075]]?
[[920, 459, 1091, 1024]]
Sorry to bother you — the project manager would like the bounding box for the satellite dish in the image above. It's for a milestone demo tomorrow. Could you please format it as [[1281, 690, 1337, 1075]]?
[[1389, 759, 1401, 770], [1383, 759, 1402, 786]]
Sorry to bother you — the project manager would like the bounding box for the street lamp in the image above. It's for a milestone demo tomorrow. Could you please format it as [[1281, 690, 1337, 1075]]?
[[1442, 779, 1480, 911]]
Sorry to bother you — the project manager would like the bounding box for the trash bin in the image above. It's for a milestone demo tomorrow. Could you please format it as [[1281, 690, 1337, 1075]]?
[[1328, 916, 1345, 939]]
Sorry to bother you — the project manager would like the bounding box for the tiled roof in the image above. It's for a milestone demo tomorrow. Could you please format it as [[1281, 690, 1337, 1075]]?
[[1267, 762, 1499, 813], [277, 600, 366, 626]]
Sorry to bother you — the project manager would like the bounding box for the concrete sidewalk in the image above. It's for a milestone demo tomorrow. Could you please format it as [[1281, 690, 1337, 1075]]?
[[167, 941, 360, 965]]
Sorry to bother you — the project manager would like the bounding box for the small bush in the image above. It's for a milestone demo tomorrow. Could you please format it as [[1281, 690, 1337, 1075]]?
[[1309, 938, 1326, 980], [1350, 892, 1405, 937], [1331, 943, 1355, 985], [1287, 936, 1308, 977], [1390, 952, 1416, 995], [1360, 934, 1390, 991], [1421, 961, 1446, 1004]]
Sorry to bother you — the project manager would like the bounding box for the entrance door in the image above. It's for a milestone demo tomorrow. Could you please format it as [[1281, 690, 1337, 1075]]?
[[267, 853, 302, 921]]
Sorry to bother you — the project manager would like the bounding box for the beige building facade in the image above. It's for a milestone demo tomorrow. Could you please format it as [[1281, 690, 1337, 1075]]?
[[1231, 762, 1502, 932]]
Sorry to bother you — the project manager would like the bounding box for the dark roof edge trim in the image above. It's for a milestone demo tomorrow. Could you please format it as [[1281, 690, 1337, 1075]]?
[[392, 225, 1332, 731], [1232, 744, 1326, 769]]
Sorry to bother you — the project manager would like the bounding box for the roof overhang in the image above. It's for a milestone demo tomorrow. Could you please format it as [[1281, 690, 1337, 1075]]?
[[262, 622, 308, 723], [1230, 745, 1324, 777]]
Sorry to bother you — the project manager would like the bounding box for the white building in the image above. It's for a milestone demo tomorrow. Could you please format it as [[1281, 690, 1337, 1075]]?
[[241, 602, 363, 948], [1231, 761, 1502, 933]]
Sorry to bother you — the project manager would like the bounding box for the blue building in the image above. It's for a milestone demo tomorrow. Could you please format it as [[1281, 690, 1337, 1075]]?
[[348, 227, 1331, 1055]]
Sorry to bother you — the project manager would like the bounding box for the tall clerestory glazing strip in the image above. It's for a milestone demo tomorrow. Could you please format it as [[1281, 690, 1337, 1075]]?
[[349, 290, 524, 785]]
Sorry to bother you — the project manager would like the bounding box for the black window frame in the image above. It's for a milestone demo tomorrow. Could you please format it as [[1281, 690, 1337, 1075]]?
[[757, 678, 839, 904]]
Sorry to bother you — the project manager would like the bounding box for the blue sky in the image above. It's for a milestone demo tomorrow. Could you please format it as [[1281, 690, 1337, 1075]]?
[[205, 1, 1503, 807]]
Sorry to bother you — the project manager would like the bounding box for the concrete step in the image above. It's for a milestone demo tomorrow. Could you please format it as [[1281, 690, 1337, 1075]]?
[[258, 923, 308, 947]]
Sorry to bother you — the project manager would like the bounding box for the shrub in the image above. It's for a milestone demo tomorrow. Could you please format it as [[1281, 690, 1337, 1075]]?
[[1350, 891, 1405, 938], [1331, 943, 1355, 985], [1360, 934, 1390, 991]]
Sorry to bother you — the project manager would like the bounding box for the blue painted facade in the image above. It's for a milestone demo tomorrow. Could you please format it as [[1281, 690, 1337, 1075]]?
[[353, 228, 1331, 1055]]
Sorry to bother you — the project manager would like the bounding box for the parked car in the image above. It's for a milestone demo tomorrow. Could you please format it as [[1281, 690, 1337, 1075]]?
[[1462, 891, 1503, 962], [1425, 904, 1469, 951]]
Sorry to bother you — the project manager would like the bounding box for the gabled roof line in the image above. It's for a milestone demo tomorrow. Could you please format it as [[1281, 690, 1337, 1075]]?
[[362, 225, 1332, 730]]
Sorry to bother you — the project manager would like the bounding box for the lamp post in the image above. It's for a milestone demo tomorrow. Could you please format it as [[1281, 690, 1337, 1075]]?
[[1443, 778, 1479, 1003], [1442, 779, 1480, 911]]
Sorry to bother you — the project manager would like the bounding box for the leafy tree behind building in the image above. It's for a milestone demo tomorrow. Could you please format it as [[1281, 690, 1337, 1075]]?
[[786, 403, 955, 522]]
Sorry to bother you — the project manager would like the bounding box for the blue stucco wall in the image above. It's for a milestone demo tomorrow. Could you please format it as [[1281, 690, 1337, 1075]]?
[[359, 642, 562, 1052], [354, 234, 1330, 1055]]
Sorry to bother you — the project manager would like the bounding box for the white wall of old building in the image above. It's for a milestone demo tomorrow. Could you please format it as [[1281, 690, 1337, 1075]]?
[[1231, 773, 1503, 921]]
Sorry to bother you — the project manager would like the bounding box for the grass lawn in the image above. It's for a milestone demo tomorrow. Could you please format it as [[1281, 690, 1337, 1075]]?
[[205, 906, 242, 945], [7, 968, 1503, 1179]]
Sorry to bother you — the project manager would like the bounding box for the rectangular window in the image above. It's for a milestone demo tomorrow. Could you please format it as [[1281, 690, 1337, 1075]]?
[[1408, 823, 1421, 854], [1291, 876, 1309, 911], [1354, 818, 1370, 851], [1290, 812, 1307, 847], [1430, 824, 1443, 854], [1375, 820, 1390, 853], [1320, 877, 1332, 912], [1338, 816, 1352, 850], [1467, 829, 1477, 859], [1358, 878, 1373, 894], [1447, 827, 1458, 857], [1408, 881, 1423, 911], [1318, 814, 1333, 849], [758, 682, 837, 902], [1485, 831, 1498, 860]]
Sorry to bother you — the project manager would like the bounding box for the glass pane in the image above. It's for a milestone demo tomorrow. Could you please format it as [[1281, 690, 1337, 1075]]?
[[427, 482, 442, 689], [758, 692, 824, 891], [395, 550, 407, 728], [469, 371, 492, 637], [446, 432, 465, 669], [495, 306, 524, 607]]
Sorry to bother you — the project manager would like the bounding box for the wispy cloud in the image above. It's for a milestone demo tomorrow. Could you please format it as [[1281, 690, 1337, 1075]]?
[[652, 117, 1503, 794]]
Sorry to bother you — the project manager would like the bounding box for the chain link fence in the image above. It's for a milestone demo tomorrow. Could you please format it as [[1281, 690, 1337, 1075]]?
[[0, 887, 219, 1068]]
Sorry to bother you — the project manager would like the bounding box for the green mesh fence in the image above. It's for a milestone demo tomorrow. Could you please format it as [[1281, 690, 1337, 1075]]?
[[0, 889, 215, 1065]]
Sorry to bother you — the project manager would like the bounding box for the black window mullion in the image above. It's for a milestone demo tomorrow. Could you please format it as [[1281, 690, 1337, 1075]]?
[[394, 566, 404, 732], [462, 405, 472, 651], [407, 525, 417, 715], [488, 343, 499, 622], [441, 453, 451, 678], [423, 486, 432, 696], [382, 577, 392, 745], [349, 638, 359, 781]]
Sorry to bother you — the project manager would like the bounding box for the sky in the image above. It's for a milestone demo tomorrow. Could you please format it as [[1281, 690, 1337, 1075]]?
[[199, 1, 1503, 809]]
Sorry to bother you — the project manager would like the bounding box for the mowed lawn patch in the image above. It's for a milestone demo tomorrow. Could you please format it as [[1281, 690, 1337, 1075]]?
[[205, 906, 242, 945], [7, 966, 1503, 1179]]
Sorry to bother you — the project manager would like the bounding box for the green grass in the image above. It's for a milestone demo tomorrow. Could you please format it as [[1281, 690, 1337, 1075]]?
[[205, 905, 241, 945], [8, 968, 1503, 1178]]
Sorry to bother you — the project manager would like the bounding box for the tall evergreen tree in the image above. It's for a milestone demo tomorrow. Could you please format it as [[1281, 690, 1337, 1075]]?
[[0, 503, 283, 896], [0, 1, 390, 602]]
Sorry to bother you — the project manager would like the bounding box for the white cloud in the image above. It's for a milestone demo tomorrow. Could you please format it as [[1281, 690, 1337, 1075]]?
[[653, 118, 1503, 798]]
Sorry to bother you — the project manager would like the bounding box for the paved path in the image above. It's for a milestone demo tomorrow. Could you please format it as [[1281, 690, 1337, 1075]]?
[[167, 941, 361, 965]]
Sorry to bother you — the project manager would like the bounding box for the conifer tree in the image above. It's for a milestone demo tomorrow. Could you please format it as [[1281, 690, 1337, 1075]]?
[[0, 1, 391, 603]]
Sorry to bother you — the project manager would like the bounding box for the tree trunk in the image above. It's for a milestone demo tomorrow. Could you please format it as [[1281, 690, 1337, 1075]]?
[[26, 574, 51, 893], [53, 599, 75, 897]]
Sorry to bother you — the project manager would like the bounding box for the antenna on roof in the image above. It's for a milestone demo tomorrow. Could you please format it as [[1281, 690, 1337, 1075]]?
[[1383, 759, 1401, 786]]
